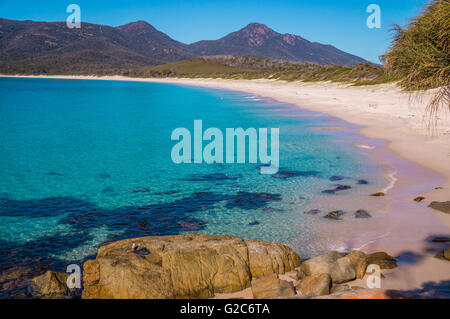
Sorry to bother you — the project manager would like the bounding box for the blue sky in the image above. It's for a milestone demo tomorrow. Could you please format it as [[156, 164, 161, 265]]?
[[0, 0, 427, 63]]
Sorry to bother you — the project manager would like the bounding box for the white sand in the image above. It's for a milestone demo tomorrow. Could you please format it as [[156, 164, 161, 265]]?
[[2, 74, 450, 294]]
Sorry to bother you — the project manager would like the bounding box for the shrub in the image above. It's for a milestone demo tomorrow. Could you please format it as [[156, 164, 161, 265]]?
[[382, 0, 450, 116]]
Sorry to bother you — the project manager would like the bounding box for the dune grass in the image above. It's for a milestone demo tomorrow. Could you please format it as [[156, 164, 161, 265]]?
[[382, 0, 450, 118]]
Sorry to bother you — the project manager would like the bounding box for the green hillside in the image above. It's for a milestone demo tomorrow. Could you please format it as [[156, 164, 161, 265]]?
[[131, 56, 389, 85], [134, 59, 247, 77]]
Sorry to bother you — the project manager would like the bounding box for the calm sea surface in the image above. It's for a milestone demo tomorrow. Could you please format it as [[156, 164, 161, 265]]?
[[0, 78, 387, 273]]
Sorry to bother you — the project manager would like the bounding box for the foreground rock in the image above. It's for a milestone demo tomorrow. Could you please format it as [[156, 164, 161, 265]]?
[[296, 274, 331, 297], [314, 289, 412, 299], [428, 201, 450, 213], [435, 245, 450, 261], [251, 274, 295, 299], [300, 251, 356, 283], [300, 249, 396, 284], [315, 285, 450, 299], [330, 284, 352, 294], [82, 234, 301, 299], [247, 239, 302, 278], [0, 267, 36, 298], [356, 252, 397, 279], [31, 271, 73, 298]]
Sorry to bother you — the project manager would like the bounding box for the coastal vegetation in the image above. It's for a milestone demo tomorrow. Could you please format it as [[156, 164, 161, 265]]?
[[130, 56, 392, 86], [382, 0, 450, 115]]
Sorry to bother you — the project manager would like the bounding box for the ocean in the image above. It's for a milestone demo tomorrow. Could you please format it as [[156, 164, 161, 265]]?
[[0, 77, 387, 273]]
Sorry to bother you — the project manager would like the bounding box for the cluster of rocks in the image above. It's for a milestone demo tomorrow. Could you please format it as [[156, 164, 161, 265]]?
[[24, 234, 409, 299], [0, 266, 81, 299], [269, 250, 397, 298], [305, 209, 371, 220], [321, 184, 352, 194], [31, 270, 79, 299]]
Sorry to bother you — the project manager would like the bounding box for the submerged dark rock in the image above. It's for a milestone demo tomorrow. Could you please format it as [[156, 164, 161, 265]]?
[[0, 266, 39, 298], [304, 209, 321, 215], [322, 184, 351, 194], [177, 220, 202, 231], [102, 187, 114, 193], [329, 176, 345, 181], [153, 190, 179, 195], [272, 170, 320, 179], [99, 173, 111, 179], [130, 187, 150, 193], [139, 220, 147, 230], [357, 179, 369, 185], [248, 221, 260, 226], [0, 197, 92, 218], [179, 173, 241, 182], [224, 191, 281, 210], [45, 172, 63, 177]]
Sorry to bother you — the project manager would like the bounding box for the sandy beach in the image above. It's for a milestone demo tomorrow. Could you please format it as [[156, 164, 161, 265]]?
[[2, 74, 449, 294]]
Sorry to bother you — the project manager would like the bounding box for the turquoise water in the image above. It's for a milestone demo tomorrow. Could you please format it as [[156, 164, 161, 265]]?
[[0, 78, 386, 271]]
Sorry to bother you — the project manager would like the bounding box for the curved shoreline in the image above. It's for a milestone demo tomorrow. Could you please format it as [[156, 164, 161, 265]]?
[[2, 75, 448, 182], [1, 74, 449, 291]]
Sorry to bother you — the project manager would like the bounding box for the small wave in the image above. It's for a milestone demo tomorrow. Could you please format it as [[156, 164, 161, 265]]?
[[382, 171, 397, 193], [355, 144, 376, 150], [244, 95, 263, 101], [334, 245, 350, 254], [354, 232, 391, 251]]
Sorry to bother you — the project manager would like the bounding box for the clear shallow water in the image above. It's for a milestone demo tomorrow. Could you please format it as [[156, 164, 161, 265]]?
[[0, 78, 387, 272]]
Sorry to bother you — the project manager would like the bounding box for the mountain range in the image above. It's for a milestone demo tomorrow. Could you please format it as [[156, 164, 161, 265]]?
[[0, 18, 367, 74]]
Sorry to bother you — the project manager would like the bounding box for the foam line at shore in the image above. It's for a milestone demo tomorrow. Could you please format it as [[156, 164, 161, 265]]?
[[355, 144, 376, 150], [382, 171, 397, 194]]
